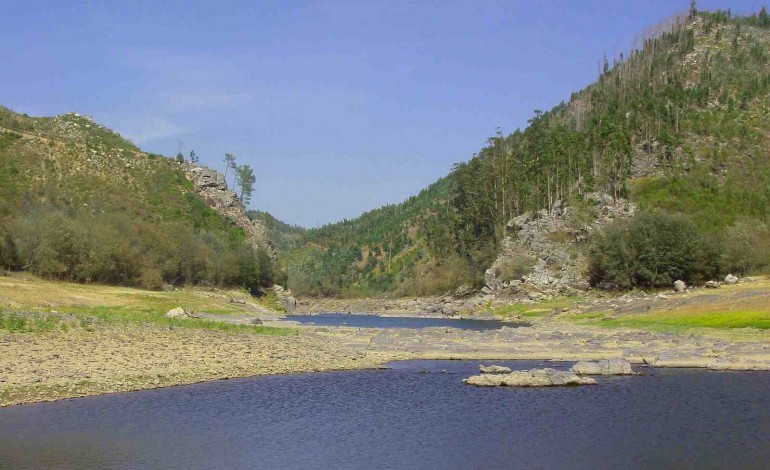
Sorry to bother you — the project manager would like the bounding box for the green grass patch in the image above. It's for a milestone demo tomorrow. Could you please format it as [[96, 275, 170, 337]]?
[[0, 310, 64, 333], [258, 290, 287, 313], [570, 311, 609, 320], [56, 306, 296, 336], [491, 296, 585, 318], [596, 310, 770, 331]]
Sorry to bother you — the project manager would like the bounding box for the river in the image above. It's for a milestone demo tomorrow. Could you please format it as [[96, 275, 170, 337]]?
[[1, 360, 769, 469]]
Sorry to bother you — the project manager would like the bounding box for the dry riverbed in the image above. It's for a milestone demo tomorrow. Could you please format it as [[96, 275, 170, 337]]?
[[1, 274, 770, 406]]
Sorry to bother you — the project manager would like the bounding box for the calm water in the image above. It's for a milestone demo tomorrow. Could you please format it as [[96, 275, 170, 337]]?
[[284, 313, 528, 330], [1, 360, 769, 470]]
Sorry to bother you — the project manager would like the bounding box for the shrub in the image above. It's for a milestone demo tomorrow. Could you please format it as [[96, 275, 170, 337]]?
[[497, 245, 537, 281], [589, 212, 700, 289], [721, 220, 770, 274]]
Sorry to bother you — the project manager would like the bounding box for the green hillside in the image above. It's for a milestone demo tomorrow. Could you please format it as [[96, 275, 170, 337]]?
[[0, 108, 274, 291], [288, 7, 770, 296]]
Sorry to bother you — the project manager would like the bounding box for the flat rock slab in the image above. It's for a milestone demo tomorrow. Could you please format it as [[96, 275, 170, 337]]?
[[479, 364, 512, 374], [463, 368, 597, 387]]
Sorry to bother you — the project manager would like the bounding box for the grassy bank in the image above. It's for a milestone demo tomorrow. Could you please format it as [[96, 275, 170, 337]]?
[[0, 274, 294, 335]]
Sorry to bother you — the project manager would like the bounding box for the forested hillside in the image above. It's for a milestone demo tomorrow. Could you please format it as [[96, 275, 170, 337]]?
[[0, 108, 275, 292], [288, 6, 770, 296]]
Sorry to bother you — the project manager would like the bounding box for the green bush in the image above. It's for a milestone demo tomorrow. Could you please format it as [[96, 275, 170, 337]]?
[[589, 212, 700, 289]]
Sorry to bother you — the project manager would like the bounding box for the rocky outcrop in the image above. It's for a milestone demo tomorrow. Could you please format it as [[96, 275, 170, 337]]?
[[273, 285, 298, 312], [571, 358, 635, 376], [463, 368, 597, 387], [485, 193, 636, 298], [184, 164, 275, 258], [479, 364, 512, 374]]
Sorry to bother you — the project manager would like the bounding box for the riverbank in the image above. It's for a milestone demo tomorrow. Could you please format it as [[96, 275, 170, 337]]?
[[2, 274, 770, 406]]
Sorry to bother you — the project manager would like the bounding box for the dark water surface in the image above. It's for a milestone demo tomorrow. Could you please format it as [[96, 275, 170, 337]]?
[[283, 313, 527, 330], [1, 360, 769, 470]]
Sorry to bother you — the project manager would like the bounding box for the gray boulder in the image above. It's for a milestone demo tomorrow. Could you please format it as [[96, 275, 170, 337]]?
[[479, 365, 512, 374], [463, 368, 597, 387], [571, 358, 634, 375], [724, 274, 739, 285], [673, 280, 687, 292], [165, 307, 191, 318], [705, 281, 721, 289]]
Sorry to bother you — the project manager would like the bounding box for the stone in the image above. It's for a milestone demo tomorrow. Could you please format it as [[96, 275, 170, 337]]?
[[724, 274, 739, 285], [479, 365, 512, 374], [463, 368, 597, 387], [165, 307, 190, 318], [571, 358, 635, 376], [673, 280, 687, 292], [454, 284, 475, 298], [250, 318, 263, 325], [705, 281, 721, 289]]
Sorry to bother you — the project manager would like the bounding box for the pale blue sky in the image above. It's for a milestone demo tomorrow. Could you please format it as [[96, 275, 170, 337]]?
[[2, 1, 765, 226]]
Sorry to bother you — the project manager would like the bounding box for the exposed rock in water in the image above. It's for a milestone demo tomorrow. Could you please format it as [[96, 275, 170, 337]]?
[[674, 280, 687, 292], [463, 368, 597, 387], [724, 274, 739, 285], [571, 358, 635, 376], [479, 364, 512, 374]]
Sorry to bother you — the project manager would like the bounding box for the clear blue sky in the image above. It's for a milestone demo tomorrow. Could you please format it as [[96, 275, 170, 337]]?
[[2, 0, 765, 227]]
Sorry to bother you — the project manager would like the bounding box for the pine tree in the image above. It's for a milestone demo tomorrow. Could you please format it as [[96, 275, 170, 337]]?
[[189, 150, 198, 163], [760, 6, 770, 28]]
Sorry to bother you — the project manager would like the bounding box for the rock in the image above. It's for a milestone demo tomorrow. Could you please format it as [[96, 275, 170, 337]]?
[[705, 281, 721, 289], [165, 307, 190, 318], [673, 280, 687, 292], [250, 318, 263, 325], [463, 368, 597, 387], [454, 284, 475, 298], [479, 365, 512, 374], [161, 284, 175, 292], [571, 358, 635, 376], [229, 298, 247, 305], [657, 293, 668, 300], [724, 274, 739, 285]]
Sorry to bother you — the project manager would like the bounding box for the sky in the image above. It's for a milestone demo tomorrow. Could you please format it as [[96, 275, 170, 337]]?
[[2, 0, 766, 227]]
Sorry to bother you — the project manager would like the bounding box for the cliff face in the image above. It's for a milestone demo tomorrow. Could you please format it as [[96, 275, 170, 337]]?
[[184, 164, 275, 258], [485, 194, 636, 299]]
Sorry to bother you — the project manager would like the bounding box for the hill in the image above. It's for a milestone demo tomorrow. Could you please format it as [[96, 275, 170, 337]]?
[[0, 107, 276, 292], [287, 6, 770, 297]]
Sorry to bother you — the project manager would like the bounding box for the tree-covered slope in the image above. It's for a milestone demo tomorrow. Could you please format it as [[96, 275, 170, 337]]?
[[288, 7, 770, 296], [0, 108, 275, 291]]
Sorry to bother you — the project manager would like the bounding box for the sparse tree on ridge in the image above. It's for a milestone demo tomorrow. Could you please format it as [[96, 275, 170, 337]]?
[[175, 152, 184, 163], [189, 150, 198, 163], [689, 0, 697, 19], [237, 164, 256, 207], [223, 153, 237, 187]]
